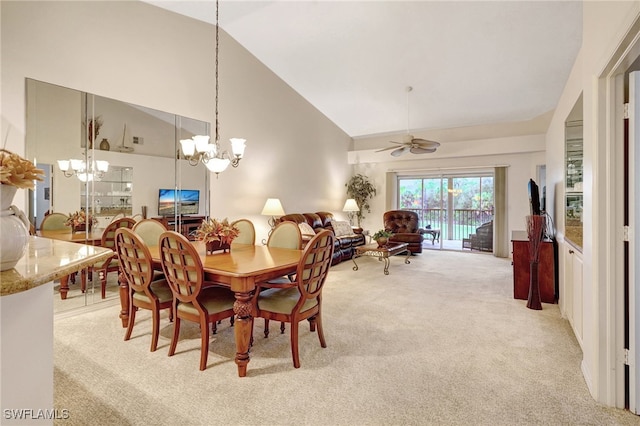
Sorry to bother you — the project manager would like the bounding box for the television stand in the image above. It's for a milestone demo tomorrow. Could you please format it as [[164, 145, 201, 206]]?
[[152, 216, 206, 240]]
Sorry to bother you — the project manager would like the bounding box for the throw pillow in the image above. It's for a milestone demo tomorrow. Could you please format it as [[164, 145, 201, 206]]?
[[298, 222, 316, 237], [331, 220, 353, 237]]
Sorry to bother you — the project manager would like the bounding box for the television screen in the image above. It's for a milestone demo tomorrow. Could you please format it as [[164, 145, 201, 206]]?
[[158, 189, 200, 216], [528, 179, 541, 216]]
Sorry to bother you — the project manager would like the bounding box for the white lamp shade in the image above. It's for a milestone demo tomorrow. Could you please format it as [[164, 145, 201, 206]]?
[[77, 173, 93, 182], [70, 159, 84, 171], [57, 160, 70, 171], [230, 138, 246, 158], [180, 139, 196, 157], [193, 135, 210, 153], [205, 157, 230, 173], [342, 198, 360, 212], [261, 198, 285, 216], [95, 160, 109, 172]]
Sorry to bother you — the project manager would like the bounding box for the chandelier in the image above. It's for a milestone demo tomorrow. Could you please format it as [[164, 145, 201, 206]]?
[[57, 158, 109, 182], [180, 0, 246, 175]]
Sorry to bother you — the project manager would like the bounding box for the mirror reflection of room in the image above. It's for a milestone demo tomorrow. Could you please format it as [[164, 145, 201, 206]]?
[[26, 78, 209, 312]]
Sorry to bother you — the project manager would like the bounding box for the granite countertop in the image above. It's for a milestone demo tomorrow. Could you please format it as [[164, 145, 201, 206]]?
[[0, 236, 113, 296]]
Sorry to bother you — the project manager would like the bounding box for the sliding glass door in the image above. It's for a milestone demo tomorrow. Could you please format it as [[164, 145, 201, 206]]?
[[398, 173, 494, 251]]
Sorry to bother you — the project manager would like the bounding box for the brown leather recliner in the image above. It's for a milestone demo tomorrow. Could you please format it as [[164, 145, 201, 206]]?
[[383, 210, 424, 254]]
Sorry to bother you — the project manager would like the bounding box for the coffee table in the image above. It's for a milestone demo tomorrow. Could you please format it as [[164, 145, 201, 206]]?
[[352, 242, 411, 275]]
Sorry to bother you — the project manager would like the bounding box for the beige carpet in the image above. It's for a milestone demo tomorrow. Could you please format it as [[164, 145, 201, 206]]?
[[53, 250, 638, 425]]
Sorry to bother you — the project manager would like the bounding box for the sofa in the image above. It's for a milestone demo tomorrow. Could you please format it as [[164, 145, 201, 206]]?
[[383, 210, 424, 254], [277, 211, 366, 265]]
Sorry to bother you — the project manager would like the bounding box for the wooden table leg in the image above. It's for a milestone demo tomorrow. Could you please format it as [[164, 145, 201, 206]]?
[[233, 291, 253, 377], [59, 274, 70, 300], [118, 271, 129, 328]]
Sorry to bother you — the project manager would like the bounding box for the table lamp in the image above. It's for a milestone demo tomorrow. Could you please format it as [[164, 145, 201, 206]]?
[[342, 198, 360, 226], [261, 198, 285, 231]]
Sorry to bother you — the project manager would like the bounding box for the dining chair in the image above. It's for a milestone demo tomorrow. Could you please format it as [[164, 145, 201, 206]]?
[[158, 231, 236, 371], [82, 217, 136, 298], [115, 228, 173, 352], [40, 212, 69, 230], [132, 219, 167, 247], [253, 229, 334, 368], [231, 218, 255, 246]]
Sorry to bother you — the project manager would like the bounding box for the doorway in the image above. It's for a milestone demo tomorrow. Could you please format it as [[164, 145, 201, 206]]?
[[398, 173, 494, 251]]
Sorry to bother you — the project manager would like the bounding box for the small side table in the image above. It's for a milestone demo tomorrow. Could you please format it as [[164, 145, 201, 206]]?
[[352, 242, 411, 275]]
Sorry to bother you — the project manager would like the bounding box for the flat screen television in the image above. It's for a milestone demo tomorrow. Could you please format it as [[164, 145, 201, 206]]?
[[528, 179, 541, 216], [158, 189, 200, 216]]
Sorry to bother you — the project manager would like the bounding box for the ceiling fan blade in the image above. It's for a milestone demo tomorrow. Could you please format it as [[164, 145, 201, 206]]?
[[375, 145, 401, 152], [410, 146, 437, 154], [391, 146, 409, 157], [412, 138, 441, 148]]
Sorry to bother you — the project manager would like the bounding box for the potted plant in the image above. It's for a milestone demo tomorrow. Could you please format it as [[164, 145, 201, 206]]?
[[195, 217, 240, 254], [372, 229, 393, 248], [65, 210, 98, 233], [345, 174, 376, 227]]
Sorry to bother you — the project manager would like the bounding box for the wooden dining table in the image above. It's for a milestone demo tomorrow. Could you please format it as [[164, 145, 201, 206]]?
[[38, 228, 108, 299], [124, 241, 302, 377]]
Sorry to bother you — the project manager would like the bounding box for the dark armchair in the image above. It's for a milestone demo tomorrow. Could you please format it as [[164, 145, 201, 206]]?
[[383, 210, 424, 254], [470, 221, 493, 252]]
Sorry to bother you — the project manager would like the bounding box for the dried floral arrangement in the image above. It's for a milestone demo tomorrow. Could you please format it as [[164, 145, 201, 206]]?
[[0, 149, 45, 189], [195, 217, 239, 246], [87, 116, 103, 143], [64, 210, 98, 229]]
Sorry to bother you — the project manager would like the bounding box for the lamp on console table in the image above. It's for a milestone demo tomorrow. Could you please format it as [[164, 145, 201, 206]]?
[[261, 198, 285, 234], [342, 198, 360, 227]]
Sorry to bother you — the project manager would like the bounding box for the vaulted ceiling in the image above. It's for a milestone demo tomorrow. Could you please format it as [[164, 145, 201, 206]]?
[[146, 1, 582, 139]]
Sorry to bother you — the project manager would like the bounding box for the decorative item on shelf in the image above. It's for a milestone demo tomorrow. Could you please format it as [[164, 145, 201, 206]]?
[[195, 217, 239, 254], [526, 215, 546, 310], [57, 156, 109, 182], [345, 174, 376, 227], [342, 198, 360, 227], [372, 229, 393, 248], [179, 0, 246, 177], [65, 210, 98, 233], [99, 138, 110, 151], [0, 149, 44, 271], [86, 116, 103, 148]]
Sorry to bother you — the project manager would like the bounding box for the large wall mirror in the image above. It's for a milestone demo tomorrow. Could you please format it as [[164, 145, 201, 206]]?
[[25, 78, 210, 313]]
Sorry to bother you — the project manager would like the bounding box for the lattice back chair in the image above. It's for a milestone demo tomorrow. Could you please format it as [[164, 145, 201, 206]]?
[[231, 218, 255, 246], [253, 230, 335, 368], [159, 231, 236, 371], [81, 217, 136, 298], [40, 212, 69, 230], [115, 228, 173, 352], [132, 219, 167, 247]]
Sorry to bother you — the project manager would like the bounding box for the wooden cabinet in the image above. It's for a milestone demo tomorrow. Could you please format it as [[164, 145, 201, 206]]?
[[511, 231, 558, 304], [152, 216, 205, 240]]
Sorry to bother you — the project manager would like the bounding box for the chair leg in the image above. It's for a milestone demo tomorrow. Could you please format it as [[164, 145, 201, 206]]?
[[169, 317, 180, 357], [315, 313, 327, 348], [81, 269, 87, 293], [124, 300, 136, 342], [200, 318, 210, 371], [263, 319, 270, 338], [290, 320, 300, 368], [212, 321, 217, 335], [280, 322, 286, 334], [150, 304, 160, 352], [100, 271, 107, 299]]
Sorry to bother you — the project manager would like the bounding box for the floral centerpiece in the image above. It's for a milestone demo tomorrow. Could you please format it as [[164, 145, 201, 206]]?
[[0, 149, 44, 271], [65, 210, 98, 233], [195, 217, 239, 254], [372, 229, 393, 247]]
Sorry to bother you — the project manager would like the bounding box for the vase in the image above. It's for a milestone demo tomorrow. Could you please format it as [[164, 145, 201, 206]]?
[[0, 185, 29, 271], [527, 260, 542, 310], [376, 237, 388, 248], [72, 223, 92, 233], [99, 138, 110, 151], [206, 240, 231, 254]]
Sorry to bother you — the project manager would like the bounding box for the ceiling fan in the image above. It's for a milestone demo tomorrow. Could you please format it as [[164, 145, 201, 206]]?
[[376, 86, 440, 157]]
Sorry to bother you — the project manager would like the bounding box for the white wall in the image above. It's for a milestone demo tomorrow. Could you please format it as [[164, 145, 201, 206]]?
[[545, 0, 640, 405], [2, 0, 352, 243]]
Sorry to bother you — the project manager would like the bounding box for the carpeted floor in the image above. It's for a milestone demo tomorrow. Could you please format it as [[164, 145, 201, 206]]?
[[53, 250, 639, 425]]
